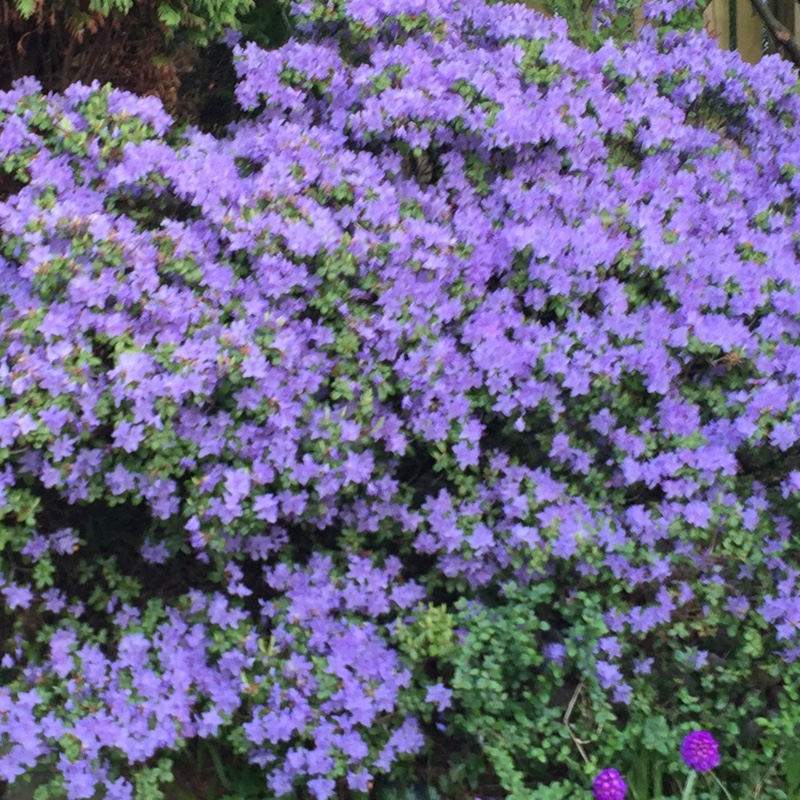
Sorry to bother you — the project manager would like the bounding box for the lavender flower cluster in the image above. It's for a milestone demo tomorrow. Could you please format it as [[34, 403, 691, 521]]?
[[1, 0, 800, 796]]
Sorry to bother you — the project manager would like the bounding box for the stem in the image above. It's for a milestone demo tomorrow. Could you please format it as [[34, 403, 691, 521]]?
[[205, 740, 233, 791], [680, 772, 697, 800], [711, 771, 735, 800]]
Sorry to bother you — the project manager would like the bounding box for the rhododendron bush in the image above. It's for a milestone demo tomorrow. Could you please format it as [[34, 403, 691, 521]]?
[[1, 0, 800, 797]]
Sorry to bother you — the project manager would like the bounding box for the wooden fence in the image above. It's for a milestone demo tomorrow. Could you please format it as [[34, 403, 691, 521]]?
[[703, 0, 798, 62]]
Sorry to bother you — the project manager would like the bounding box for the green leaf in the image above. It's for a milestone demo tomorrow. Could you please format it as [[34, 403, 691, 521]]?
[[15, 0, 36, 18], [157, 3, 183, 27], [642, 715, 671, 755], [785, 750, 800, 796]]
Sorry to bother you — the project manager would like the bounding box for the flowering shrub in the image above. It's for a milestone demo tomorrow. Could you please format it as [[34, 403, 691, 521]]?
[[1, 0, 800, 798]]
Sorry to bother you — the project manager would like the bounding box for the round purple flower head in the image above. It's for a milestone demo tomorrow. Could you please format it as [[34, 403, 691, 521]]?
[[680, 731, 720, 772], [592, 768, 627, 800]]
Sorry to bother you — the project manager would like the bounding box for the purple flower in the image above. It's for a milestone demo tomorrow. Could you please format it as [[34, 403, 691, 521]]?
[[680, 731, 720, 772], [112, 420, 145, 452], [595, 660, 623, 689], [141, 539, 169, 564], [633, 657, 653, 675], [592, 768, 627, 800], [612, 683, 632, 705], [3, 583, 33, 610], [543, 642, 567, 667], [424, 683, 453, 711], [307, 777, 336, 800]]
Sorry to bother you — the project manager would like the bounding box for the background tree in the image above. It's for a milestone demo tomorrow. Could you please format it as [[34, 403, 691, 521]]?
[[0, 0, 290, 119]]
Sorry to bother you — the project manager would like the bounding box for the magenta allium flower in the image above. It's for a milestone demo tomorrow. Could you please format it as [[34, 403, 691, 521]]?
[[592, 768, 627, 800], [680, 731, 720, 772]]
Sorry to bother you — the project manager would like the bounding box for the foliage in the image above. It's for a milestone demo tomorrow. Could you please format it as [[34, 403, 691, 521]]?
[[1, 0, 800, 799], [0, 0, 282, 112]]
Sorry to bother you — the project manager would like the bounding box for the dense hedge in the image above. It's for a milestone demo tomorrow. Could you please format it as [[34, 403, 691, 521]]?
[[1, 0, 800, 798]]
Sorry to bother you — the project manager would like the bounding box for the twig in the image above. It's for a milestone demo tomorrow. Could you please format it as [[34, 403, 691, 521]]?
[[752, 747, 781, 800], [562, 679, 591, 765]]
